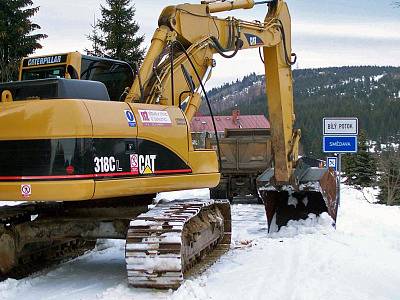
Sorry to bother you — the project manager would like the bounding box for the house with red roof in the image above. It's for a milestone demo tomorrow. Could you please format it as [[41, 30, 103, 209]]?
[[190, 108, 270, 133], [190, 108, 270, 147]]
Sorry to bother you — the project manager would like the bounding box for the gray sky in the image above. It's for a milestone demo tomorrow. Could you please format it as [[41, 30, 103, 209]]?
[[33, 0, 400, 88]]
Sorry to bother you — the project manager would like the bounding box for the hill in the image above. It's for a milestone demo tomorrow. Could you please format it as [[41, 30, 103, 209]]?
[[201, 66, 400, 157]]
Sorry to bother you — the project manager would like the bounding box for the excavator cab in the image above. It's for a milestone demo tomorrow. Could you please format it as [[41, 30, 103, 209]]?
[[19, 52, 135, 101]]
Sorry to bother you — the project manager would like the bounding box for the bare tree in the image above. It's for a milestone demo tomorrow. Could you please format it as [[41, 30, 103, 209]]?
[[379, 146, 400, 205]]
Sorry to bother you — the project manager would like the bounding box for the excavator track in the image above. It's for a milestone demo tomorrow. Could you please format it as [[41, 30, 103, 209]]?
[[0, 204, 96, 280], [125, 199, 231, 289], [1, 238, 96, 281]]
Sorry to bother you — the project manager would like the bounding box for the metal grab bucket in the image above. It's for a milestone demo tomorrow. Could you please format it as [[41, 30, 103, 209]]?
[[257, 158, 339, 231]]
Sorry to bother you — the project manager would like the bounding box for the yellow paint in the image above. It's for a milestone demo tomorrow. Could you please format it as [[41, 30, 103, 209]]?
[[0, 100, 92, 140], [83, 101, 138, 138], [93, 173, 220, 200], [0, 0, 301, 203], [1, 90, 13, 103], [0, 180, 94, 201]]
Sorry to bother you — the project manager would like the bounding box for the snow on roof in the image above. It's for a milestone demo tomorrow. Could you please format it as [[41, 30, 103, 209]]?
[[190, 115, 270, 133]]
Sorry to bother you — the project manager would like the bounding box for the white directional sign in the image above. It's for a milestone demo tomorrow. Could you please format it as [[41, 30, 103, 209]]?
[[323, 118, 358, 135], [327, 157, 338, 171]]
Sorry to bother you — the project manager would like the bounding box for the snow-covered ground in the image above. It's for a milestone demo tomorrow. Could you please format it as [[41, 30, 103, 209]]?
[[1, 186, 400, 300]]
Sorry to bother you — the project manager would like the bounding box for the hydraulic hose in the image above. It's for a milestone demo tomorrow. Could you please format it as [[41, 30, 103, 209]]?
[[174, 41, 223, 172]]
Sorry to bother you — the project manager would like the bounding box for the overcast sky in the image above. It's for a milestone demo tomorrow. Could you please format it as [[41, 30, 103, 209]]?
[[32, 0, 400, 88]]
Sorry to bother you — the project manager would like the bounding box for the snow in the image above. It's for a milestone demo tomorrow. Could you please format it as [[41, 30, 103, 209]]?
[[1, 186, 400, 300], [129, 219, 158, 227], [372, 74, 386, 82], [0, 201, 24, 207], [126, 254, 182, 272], [268, 212, 334, 238], [381, 143, 400, 151]]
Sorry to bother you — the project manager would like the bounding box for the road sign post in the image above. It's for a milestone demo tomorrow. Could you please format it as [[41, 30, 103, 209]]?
[[323, 117, 359, 215]]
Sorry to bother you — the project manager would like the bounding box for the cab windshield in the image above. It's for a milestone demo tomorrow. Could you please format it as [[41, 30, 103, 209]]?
[[80, 58, 134, 101]]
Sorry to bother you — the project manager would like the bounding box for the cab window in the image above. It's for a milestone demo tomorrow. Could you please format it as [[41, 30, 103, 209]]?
[[22, 67, 66, 80], [81, 58, 134, 101]]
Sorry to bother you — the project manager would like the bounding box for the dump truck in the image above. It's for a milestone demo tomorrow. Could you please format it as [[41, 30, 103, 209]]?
[[206, 128, 272, 203]]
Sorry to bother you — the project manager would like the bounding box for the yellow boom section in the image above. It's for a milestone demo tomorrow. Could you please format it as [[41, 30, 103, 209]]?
[[126, 0, 298, 184]]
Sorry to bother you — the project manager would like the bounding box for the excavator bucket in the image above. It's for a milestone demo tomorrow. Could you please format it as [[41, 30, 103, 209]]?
[[257, 158, 339, 231]]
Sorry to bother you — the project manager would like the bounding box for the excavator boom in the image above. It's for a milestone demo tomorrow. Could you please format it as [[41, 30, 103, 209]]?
[[126, 0, 339, 229]]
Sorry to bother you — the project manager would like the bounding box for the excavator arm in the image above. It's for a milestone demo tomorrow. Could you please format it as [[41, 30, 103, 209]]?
[[126, 0, 298, 182], [126, 0, 338, 229]]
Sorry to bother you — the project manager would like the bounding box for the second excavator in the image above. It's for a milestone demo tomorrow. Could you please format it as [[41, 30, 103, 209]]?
[[0, 0, 338, 289]]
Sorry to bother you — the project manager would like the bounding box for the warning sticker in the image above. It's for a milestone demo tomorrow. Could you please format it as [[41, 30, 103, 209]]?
[[21, 184, 32, 198], [130, 154, 139, 175], [138, 110, 172, 127], [124, 110, 136, 127]]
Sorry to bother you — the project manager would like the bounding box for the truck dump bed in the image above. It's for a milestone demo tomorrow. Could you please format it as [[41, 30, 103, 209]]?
[[206, 128, 272, 202]]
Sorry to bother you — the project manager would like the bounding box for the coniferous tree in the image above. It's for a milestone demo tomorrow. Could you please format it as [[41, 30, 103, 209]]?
[[334, 131, 376, 187], [95, 0, 144, 64], [85, 17, 104, 57], [378, 145, 400, 205], [342, 153, 357, 183], [0, 0, 47, 82], [352, 131, 377, 187]]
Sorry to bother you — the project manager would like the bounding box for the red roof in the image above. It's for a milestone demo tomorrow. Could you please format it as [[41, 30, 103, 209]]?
[[190, 115, 270, 133]]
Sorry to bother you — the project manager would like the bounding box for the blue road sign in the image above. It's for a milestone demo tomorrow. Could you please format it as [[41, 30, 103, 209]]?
[[326, 157, 338, 171], [323, 136, 357, 153]]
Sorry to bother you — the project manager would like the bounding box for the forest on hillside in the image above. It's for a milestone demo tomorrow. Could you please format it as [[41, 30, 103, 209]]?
[[202, 66, 400, 157]]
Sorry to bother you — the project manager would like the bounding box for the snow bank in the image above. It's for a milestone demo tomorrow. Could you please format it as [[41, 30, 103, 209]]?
[[156, 189, 210, 202], [0, 201, 24, 207], [1, 186, 400, 300], [169, 280, 211, 300], [269, 212, 334, 238], [172, 186, 400, 300]]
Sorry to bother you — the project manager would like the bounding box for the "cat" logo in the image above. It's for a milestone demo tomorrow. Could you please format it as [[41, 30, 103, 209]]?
[[139, 155, 156, 174]]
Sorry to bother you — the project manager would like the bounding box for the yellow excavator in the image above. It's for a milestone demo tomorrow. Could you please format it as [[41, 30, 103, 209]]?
[[0, 0, 338, 289]]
